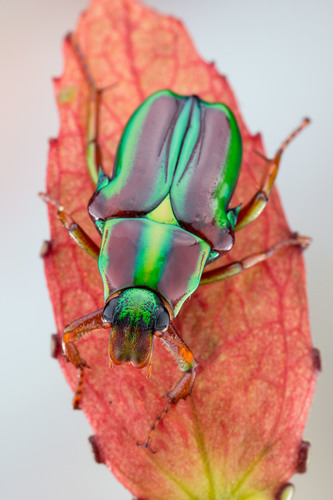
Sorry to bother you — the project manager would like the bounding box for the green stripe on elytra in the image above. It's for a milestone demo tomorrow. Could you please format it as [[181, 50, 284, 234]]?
[[174, 97, 201, 173], [168, 96, 194, 170], [108, 90, 188, 202], [107, 102, 150, 194], [98, 92, 168, 196], [208, 102, 242, 228]]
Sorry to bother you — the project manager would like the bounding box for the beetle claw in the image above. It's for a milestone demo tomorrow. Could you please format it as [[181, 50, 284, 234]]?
[[136, 440, 157, 454], [291, 232, 312, 250], [73, 400, 82, 410]]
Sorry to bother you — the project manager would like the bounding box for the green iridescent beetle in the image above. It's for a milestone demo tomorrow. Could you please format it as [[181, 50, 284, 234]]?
[[42, 40, 310, 452]]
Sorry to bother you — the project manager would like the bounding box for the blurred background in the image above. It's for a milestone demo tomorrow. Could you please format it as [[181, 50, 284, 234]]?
[[1, 0, 332, 498]]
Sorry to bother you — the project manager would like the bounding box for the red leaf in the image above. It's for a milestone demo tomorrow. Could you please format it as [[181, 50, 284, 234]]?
[[43, 0, 317, 498]]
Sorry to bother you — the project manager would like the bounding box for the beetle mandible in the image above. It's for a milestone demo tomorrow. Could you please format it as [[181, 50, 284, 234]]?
[[41, 38, 310, 452]]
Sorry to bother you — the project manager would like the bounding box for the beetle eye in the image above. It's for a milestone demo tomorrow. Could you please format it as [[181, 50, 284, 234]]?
[[154, 305, 169, 331], [103, 298, 118, 323]]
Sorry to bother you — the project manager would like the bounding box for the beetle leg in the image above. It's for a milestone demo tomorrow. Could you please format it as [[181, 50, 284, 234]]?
[[200, 233, 310, 285], [70, 35, 105, 185], [62, 307, 110, 408], [235, 118, 310, 231], [138, 324, 197, 453], [39, 192, 100, 260]]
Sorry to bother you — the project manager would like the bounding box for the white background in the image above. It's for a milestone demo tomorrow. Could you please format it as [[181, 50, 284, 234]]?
[[1, 0, 332, 499]]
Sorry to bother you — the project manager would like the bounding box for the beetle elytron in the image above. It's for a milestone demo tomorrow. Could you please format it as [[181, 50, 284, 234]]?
[[42, 38, 310, 452]]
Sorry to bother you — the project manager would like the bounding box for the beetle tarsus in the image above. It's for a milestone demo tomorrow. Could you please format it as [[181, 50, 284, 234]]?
[[200, 233, 312, 284], [291, 232, 312, 250], [137, 441, 157, 454], [235, 118, 311, 231], [72, 366, 85, 410], [137, 400, 171, 453], [278, 117, 310, 155]]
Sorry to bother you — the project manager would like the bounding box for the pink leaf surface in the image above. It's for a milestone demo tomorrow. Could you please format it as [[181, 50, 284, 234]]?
[[43, 0, 317, 498]]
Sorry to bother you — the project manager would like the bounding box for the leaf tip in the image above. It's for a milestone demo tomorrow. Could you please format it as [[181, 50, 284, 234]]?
[[312, 347, 322, 372], [50, 333, 62, 360], [296, 440, 311, 474], [63, 31, 73, 46], [88, 435, 106, 465], [40, 240, 52, 259], [48, 137, 58, 147]]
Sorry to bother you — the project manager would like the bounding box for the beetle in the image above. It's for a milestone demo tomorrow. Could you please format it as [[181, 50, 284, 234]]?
[[41, 38, 310, 452]]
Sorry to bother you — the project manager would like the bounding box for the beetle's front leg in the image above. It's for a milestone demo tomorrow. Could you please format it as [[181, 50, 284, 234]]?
[[138, 324, 197, 453], [62, 307, 110, 409], [235, 118, 310, 231]]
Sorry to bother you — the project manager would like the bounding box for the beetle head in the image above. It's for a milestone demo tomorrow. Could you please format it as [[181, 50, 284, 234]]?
[[103, 288, 169, 369]]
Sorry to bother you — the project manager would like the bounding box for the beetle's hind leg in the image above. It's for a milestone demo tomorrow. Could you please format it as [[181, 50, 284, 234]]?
[[138, 324, 197, 453], [235, 118, 310, 231], [62, 307, 109, 408], [70, 35, 108, 186], [200, 233, 310, 285], [39, 192, 100, 260]]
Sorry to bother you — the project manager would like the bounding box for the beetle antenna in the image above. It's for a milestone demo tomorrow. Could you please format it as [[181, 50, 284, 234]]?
[[137, 400, 171, 454]]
